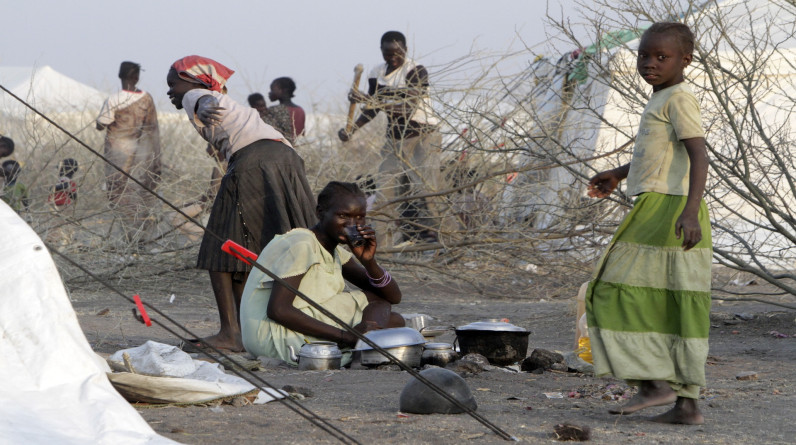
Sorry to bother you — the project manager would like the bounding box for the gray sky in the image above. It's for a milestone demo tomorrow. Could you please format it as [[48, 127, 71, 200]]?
[[0, 0, 582, 112]]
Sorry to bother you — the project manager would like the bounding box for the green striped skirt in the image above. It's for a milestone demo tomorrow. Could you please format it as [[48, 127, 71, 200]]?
[[586, 192, 712, 398]]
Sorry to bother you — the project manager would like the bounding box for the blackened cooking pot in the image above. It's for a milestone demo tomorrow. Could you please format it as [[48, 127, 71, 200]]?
[[455, 320, 530, 366]]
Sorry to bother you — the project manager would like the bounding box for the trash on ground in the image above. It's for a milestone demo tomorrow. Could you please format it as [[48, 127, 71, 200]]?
[[553, 422, 591, 441], [736, 371, 758, 381], [106, 341, 287, 405]]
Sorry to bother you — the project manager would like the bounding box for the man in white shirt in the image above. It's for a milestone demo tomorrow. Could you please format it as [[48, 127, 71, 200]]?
[[339, 31, 442, 248]]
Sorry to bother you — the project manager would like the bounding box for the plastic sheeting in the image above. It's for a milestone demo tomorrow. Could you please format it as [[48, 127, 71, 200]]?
[[106, 341, 287, 405], [0, 200, 178, 444]]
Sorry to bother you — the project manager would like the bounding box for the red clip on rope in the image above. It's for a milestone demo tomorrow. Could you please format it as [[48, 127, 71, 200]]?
[[133, 294, 152, 326], [221, 240, 258, 265]]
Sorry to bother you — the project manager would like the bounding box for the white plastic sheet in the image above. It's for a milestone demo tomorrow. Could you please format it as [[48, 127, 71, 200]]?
[[0, 201, 178, 444], [107, 341, 287, 405]]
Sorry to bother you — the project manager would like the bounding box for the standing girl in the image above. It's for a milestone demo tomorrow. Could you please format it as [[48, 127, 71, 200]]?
[[167, 55, 316, 352], [268, 77, 305, 143], [586, 23, 711, 425]]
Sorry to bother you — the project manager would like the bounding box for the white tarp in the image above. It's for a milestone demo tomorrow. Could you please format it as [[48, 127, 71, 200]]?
[[0, 200, 177, 444]]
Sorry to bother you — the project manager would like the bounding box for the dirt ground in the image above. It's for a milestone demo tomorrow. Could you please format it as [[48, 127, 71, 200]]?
[[70, 266, 796, 445]]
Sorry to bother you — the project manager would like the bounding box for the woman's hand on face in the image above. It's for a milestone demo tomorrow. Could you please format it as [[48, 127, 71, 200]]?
[[349, 224, 377, 261]]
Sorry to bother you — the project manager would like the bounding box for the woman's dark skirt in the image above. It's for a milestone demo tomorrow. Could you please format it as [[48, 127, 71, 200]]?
[[197, 139, 317, 274]]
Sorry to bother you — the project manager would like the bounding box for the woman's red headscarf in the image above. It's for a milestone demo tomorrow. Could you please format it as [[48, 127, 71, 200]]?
[[171, 55, 235, 92]]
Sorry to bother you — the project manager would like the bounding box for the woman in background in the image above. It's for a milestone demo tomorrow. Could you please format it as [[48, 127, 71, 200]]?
[[96, 61, 162, 244]]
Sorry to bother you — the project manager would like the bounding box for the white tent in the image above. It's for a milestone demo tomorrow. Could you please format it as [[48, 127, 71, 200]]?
[[0, 65, 106, 116], [0, 200, 178, 444]]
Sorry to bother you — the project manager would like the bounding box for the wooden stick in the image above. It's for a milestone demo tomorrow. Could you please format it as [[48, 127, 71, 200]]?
[[345, 64, 364, 134]]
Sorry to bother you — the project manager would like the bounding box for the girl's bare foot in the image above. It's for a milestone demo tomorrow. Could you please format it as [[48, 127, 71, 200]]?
[[609, 380, 677, 414], [196, 332, 244, 352], [651, 397, 704, 425]]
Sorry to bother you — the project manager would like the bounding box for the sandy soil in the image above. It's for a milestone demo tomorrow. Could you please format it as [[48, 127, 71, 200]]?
[[71, 268, 796, 445]]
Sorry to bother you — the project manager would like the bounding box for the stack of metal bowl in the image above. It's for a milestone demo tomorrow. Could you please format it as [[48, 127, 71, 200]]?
[[354, 327, 426, 367]]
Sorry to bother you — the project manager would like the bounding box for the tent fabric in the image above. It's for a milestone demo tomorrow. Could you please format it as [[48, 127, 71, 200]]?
[[0, 65, 106, 115], [0, 200, 178, 444]]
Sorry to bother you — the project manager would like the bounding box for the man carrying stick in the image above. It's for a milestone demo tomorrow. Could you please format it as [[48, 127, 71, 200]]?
[[339, 31, 442, 248]]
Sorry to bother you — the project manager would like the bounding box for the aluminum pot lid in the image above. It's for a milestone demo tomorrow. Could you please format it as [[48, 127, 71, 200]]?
[[456, 320, 527, 332], [354, 327, 426, 351]]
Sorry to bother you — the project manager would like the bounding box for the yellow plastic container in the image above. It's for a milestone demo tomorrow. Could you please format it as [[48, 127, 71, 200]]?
[[576, 336, 593, 364], [573, 282, 593, 364]]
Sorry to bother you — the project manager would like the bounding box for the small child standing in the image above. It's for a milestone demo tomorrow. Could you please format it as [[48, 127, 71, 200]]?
[[1, 160, 29, 213], [46, 159, 80, 246], [49, 158, 79, 209], [585, 22, 711, 425]]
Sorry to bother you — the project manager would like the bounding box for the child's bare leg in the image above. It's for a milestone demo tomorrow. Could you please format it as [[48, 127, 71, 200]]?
[[651, 396, 704, 424], [609, 380, 677, 414], [199, 271, 244, 352]]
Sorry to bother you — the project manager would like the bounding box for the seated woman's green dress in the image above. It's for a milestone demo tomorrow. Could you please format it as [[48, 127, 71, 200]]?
[[240, 228, 369, 365]]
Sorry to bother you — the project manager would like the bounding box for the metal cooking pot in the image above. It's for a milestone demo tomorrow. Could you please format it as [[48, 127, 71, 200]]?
[[354, 327, 426, 367], [288, 341, 342, 371], [421, 342, 459, 367], [455, 320, 530, 366], [359, 344, 423, 367]]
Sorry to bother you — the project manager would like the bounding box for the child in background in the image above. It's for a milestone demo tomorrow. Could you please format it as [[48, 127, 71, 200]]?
[[0, 136, 15, 195], [585, 22, 711, 425], [1, 160, 29, 213], [247, 92, 293, 142], [268, 77, 305, 143], [46, 159, 80, 246], [0, 136, 14, 159], [49, 158, 79, 209]]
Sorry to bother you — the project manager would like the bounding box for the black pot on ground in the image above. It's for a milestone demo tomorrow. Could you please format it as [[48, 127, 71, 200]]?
[[399, 368, 478, 414], [454, 320, 530, 366]]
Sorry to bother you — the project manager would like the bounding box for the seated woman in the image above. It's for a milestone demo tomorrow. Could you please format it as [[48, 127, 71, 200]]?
[[240, 181, 404, 366]]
